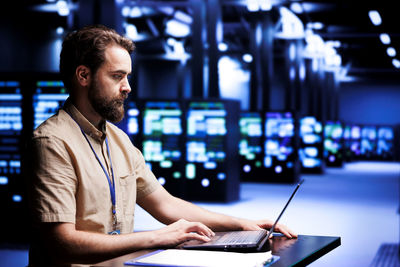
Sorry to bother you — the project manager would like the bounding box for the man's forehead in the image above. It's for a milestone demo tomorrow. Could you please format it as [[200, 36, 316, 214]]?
[[103, 45, 132, 72]]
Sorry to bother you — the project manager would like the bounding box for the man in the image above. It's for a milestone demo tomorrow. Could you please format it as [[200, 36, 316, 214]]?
[[29, 25, 296, 266]]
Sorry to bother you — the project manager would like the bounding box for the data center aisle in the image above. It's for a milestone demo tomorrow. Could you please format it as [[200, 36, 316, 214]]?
[[0, 161, 398, 267], [135, 161, 400, 267]]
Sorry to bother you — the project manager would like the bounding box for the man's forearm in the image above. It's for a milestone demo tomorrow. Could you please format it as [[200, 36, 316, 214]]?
[[44, 223, 158, 264], [143, 192, 245, 231]]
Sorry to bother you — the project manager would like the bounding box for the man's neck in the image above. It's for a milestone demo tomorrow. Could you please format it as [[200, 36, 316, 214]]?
[[70, 95, 104, 130]]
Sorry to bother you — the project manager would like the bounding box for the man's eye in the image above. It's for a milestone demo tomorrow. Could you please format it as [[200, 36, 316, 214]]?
[[113, 75, 122, 80]]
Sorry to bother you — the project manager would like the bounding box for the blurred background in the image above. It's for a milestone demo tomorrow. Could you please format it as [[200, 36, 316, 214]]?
[[0, 0, 399, 266]]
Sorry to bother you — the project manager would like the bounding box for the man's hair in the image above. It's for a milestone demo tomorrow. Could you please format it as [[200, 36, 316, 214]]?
[[60, 24, 135, 90]]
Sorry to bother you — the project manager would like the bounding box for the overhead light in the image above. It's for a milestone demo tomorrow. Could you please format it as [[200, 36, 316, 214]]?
[[32, 1, 77, 15], [130, 7, 143, 18], [164, 37, 189, 61], [218, 42, 228, 52], [259, 0, 272, 11], [158, 6, 175, 16], [56, 0, 69, 16], [247, 0, 272, 12], [242, 54, 253, 63], [290, 2, 303, 14], [307, 22, 324, 30], [326, 40, 341, 48], [275, 7, 305, 39], [174, 10, 193, 24], [368, 10, 382, 26], [299, 62, 306, 81], [387, 47, 396, 57], [56, 27, 64, 35], [121, 6, 130, 17], [325, 54, 341, 67], [247, 0, 259, 12], [289, 42, 296, 61], [165, 19, 191, 38], [304, 29, 325, 57], [167, 38, 176, 47], [125, 24, 138, 40], [173, 41, 185, 55], [392, 59, 400, 69], [379, 33, 391, 45]]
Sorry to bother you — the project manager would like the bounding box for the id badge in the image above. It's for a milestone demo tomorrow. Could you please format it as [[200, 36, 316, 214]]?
[[109, 212, 121, 235], [108, 230, 120, 235]]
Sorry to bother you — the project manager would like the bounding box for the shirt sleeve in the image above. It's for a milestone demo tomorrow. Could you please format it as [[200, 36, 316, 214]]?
[[30, 136, 77, 224], [132, 146, 161, 200]]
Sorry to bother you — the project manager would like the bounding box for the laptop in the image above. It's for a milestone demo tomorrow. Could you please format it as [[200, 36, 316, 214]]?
[[182, 179, 304, 252]]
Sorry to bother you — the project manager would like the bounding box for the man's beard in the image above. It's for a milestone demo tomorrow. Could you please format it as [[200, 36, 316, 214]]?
[[88, 79, 128, 123]]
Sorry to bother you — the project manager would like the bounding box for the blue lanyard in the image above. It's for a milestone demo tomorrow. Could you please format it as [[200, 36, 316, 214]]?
[[66, 112, 117, 218], [80, 131, 116, 215]]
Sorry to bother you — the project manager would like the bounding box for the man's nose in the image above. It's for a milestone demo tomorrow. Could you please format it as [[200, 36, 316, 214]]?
[[122, 78, 131, 94]]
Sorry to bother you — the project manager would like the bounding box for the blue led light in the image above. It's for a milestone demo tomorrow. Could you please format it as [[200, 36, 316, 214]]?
[[158, 177, 166, 186], [201, 178, 210, 187], [243, 165, 251, 173], [0, 176, 8, 185], [12, 195, 22, 202], [217, 173, 226, 180], [204, 162, 217, 169], [275, 165, 282, 173]]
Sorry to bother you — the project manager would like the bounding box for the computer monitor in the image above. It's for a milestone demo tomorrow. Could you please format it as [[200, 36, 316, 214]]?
[[360, 126, 377, 159], [185, 100, 240, 202], [122, 101, 141, 147], [299, 116, 323, 173], [33, 80, 68, 129], [348, 125, 362, 159], [377, 126, 394, 160], [239, 112, 263, 181], [264, 111, 299, 182], [141, 100, 184, 196], [342, 125, 354, 162], [0, 80, 29, 240], [0, 81, 23, 206], [323, 121, 344, 167]]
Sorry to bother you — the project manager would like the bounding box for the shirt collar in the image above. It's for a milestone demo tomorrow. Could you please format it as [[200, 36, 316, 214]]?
[[63, 98, 106, 142]]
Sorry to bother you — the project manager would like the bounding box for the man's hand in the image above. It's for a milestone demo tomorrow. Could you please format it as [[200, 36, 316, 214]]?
[[152, 219, 215, 247], [239, 219, 298, 239]]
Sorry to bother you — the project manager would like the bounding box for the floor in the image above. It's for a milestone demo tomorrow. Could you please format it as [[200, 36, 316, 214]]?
[[1, 161, 399, 267]]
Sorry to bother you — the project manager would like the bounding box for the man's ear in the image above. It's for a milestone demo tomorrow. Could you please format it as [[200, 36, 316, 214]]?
[[75, 65, 91, 86]]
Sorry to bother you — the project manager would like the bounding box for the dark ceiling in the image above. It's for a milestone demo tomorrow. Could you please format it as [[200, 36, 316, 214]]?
[[4, 0, 400, 80], [220, 0, 400, 79], [294, 1, 400, 76]]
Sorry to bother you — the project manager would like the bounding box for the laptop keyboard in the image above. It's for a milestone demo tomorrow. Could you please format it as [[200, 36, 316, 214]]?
[[212, 231, 266, 245]]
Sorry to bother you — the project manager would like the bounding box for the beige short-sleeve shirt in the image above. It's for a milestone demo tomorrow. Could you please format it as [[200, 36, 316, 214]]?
[[29, 98, 161, 266]]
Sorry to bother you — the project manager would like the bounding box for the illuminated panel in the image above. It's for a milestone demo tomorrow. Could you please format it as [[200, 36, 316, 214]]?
[[127, 102, 139, 135], [299, 116, 323, 171], [142, 101, 183, 195], [377, 126, 394, 160], [349, 125, 362, 159], [0, 81, 22, 187], [33, 81, 68, 129], [343, 125, 353, 161], [264, 111, 297, 180], [185, 101, 235, 201], [124, 101, 140, 147], [360, 126, 377, 159], [239, 112, 263, 180], [323, 121, 343, 166], [186, 102, 226, 165]]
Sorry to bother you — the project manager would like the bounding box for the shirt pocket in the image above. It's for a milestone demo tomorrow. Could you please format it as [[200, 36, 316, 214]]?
[[119, 174, 137, 216]]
